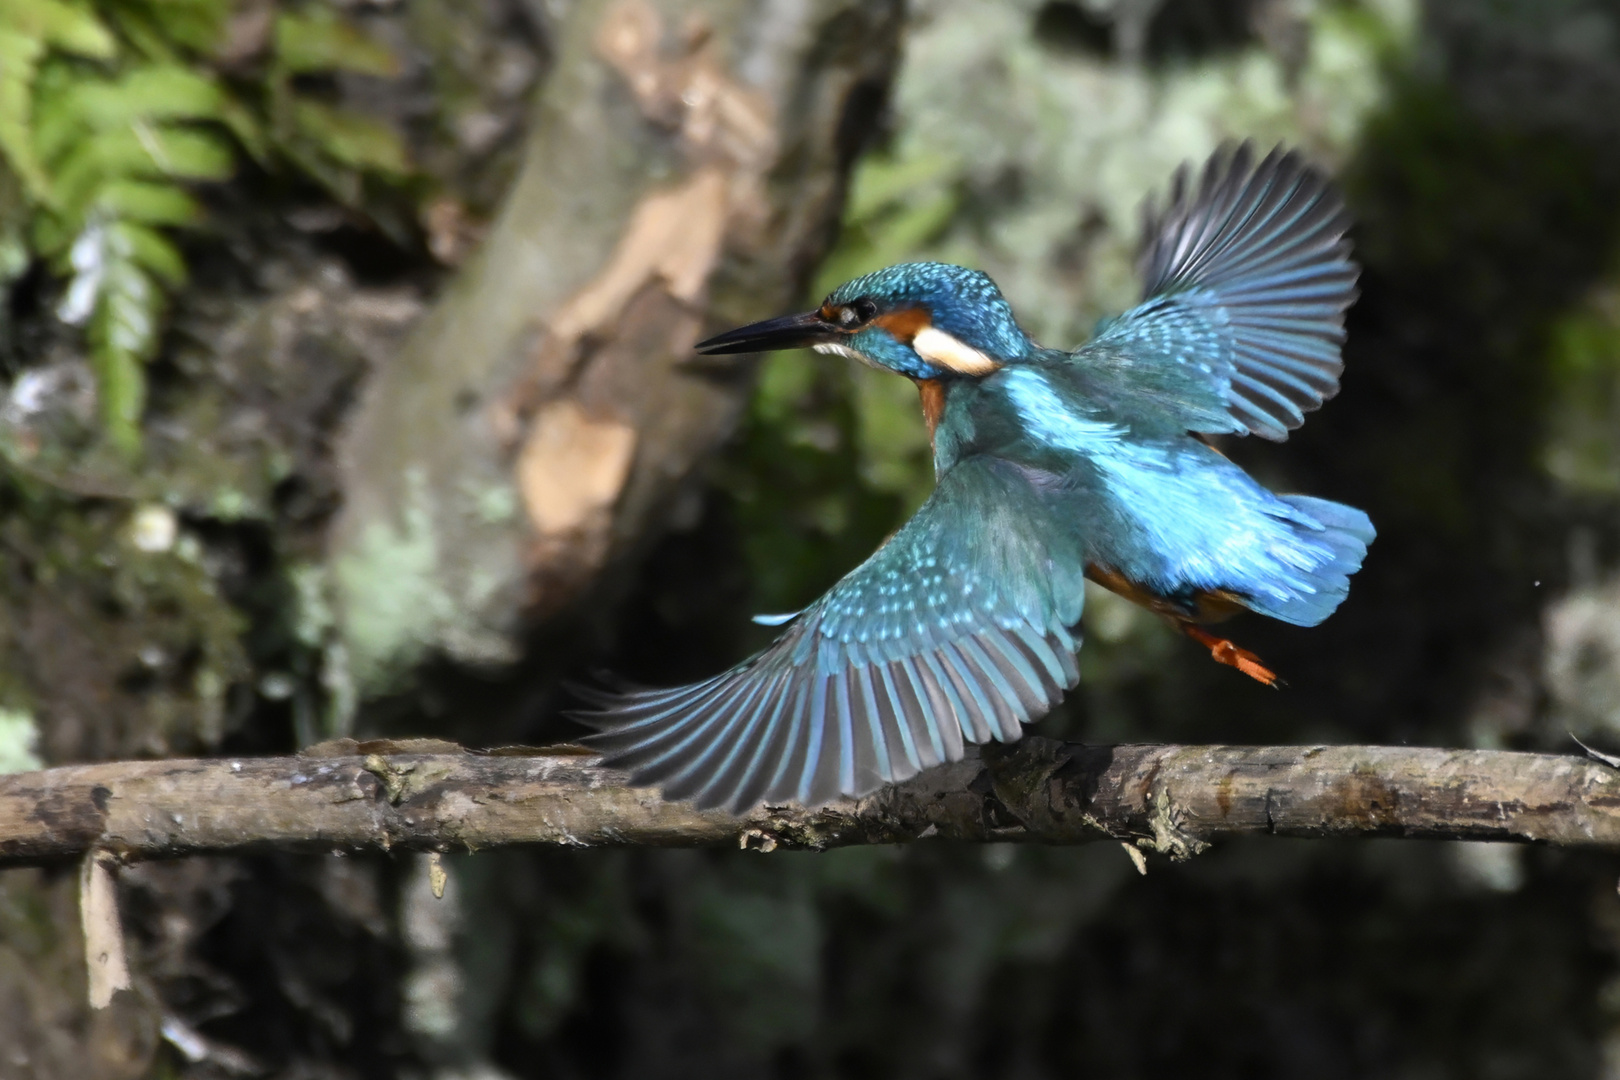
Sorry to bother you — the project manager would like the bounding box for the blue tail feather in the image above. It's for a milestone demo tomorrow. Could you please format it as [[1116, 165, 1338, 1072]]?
[[1245, 495, 1375, 627]]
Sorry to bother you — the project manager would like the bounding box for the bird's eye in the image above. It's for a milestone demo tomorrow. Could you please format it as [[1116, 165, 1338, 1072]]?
[[841, 298, 877, 327]]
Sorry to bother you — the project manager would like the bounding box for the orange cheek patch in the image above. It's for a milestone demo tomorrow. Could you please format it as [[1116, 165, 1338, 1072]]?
[[872, 307, 931, 341]]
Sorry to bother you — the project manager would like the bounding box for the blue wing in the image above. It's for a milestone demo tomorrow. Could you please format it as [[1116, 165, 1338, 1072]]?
[[1081, 142, 1358, 441], [580, 455, 1088, 812]]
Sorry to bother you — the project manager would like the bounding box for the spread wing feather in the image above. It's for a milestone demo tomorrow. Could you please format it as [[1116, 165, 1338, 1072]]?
[[1081, 142, 1359, 440], [579, 456, 1087, 812]]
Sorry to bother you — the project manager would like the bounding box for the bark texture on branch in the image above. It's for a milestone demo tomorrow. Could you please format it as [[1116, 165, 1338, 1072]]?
[[328, 0, 902, 692], [3, 738, 1618, 867]]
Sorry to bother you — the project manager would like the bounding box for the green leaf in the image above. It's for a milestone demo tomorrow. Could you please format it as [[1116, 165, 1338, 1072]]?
[[217, 94, 269, 166], [116, 220, 183, 285], [93, 178, 199, 226], [96, 254, 160, 355], [0, 28, 50, 200], [275, 9, 399, 78], [49, 214, 158, 456], [106, 0, 225, 58], [53, 217, 175, 336], [0, 156, 29, 286], [291, 98, 407, 175], [29, 205, 68, 256], [48, 65, 222, 148], [87, 332, 145, 455], [845, 152, 958, 220], [275, 136, 359, 205], [35, 65, 227, 164], [50, 124, 234, 214], [83, 220, 169, 456], [1, 0, 116, 59]]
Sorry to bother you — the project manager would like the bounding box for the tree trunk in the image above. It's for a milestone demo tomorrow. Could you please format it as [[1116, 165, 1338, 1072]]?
[[328, 0, 903, 695]]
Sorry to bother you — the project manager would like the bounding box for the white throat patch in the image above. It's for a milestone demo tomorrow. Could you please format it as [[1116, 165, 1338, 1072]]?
[[911, 327, 1000, 376], [812, 341, 875, 367]]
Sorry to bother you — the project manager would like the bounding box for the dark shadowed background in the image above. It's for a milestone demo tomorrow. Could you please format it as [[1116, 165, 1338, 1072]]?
[[4, 0, 1620, 1077]]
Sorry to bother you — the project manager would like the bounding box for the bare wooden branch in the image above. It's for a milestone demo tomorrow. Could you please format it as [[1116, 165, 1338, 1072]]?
[[3, 738, 1618, 867]]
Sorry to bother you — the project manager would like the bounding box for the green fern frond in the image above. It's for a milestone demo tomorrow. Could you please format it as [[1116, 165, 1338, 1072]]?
[[49, 124, 235, 208], [99, 0, 226, 61], [27, 55, 232, 451], [0, 29, 52, 198], [290, 98, 407, 175], [0, 0, 115, 201], [0, 0, 115, 53], [33, 64, 222, 161], [93, 178, 199, 227], [0, 0, 414, 455], [53, 217, 167, 453], [274, 6, 399, 78], [266, 8, 408, 208]]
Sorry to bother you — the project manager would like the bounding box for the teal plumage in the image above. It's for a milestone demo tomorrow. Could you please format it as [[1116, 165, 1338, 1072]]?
[[580, 143, 1374, 812]]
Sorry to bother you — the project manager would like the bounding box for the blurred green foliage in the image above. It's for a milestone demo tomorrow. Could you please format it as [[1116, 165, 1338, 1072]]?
[[1543, 284, 1620, 496], [0, 0, 411, 454]]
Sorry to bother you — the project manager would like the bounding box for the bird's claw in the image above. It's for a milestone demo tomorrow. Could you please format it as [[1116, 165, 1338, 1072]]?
[[1180, 625, 1282, 687]]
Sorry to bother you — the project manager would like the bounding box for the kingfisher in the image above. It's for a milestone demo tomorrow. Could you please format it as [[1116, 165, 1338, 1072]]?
[[581, 143, 1374, 812]]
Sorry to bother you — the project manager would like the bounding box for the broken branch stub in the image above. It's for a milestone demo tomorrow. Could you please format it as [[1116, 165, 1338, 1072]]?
[[330, 0, 904, 693]]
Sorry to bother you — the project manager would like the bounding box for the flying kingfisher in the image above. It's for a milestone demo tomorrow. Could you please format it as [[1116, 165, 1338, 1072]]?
[[581, 143, 1374, 812]]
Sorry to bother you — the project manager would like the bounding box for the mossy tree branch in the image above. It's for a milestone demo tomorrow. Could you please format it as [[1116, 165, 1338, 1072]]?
[[4, 738, 1619, 868]]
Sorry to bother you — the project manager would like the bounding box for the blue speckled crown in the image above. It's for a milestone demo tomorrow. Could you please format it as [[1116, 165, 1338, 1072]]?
[[829, 262, 1033, 361]]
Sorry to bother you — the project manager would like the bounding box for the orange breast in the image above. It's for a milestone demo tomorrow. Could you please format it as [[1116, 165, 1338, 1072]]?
[[1084, 564, 1248, 623], [916, 378, 946, 440]]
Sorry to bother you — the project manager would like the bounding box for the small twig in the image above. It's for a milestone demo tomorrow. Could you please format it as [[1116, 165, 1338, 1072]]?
[[1571, 733, 1620, 770], [79, 851, 130, 1008]]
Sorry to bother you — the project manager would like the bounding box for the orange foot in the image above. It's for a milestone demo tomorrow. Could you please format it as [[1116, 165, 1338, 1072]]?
[[1180, 625, 1283, 687]]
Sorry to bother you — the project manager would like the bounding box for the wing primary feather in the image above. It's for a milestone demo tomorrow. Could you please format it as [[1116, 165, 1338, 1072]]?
[[1054, 632, 1082, 684], [589, 680, 736, 769], [724, 671, 801, 811], [1175, 144, 1254, 276], [956, 636, 1032, 738], [853, 664, 895, 786], [595, 670, 729, 712], [675, 670, 786, 806], [938, 641, 1003, 743], [611, 680, 756, 778], [1009, 625, 1068, 698], [899, 655, 952, 765], [692, 668, 791, 810], [980, 628, 1054, 712], [658, 675, 774, 799], [878, 662, 925, 775], [797, 673, 833, 804], [933, 641, 991, 744], [834, 669, 858, 798], [764, 675, 816, 806], [917, 652, 971, 759], [587, 669, 739, 736]]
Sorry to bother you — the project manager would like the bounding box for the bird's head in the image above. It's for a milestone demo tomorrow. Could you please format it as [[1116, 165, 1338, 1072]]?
[[695, 262, 1032, 380]]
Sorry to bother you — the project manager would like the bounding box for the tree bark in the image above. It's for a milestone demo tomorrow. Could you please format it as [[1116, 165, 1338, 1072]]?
[[327, 0, 903, 694], [4, 738, 1618, 867]]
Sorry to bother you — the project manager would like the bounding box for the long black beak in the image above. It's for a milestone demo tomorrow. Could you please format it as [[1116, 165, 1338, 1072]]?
[[694, 310, 839, 355]]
